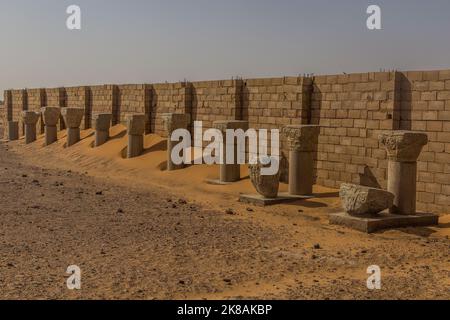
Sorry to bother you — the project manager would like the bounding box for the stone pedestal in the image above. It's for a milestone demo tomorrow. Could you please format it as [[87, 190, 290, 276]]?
[[7, 121, 19, 141], [62, 108, 85, 147], [41, 107, 61, 145], [94, 114, 112, 147], [21, 111, 40, 144], [379, 131, 428, 215], [126, 114, 146, 158], [282, 125, 320, 196], [162, 113, 190, 171], [212, 120, 249, 183]]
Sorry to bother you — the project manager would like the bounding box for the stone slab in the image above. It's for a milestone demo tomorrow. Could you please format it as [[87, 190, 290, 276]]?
[[329, 212, 439, 233], [239, 192, 313, 207]]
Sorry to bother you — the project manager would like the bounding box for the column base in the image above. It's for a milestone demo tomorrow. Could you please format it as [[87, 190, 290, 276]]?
[[329, 211, 439, 233]]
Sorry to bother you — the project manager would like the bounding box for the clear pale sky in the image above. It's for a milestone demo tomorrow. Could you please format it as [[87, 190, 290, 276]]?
[[1, 0, 449, 95]]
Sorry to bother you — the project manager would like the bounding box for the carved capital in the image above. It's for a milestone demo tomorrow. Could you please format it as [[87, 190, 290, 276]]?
[[41, 107, 61, 127], [282, 125, 320, 152], [379, 131, 428, 162], [62, 108, 84, 128], [21, 111, 40, 125]]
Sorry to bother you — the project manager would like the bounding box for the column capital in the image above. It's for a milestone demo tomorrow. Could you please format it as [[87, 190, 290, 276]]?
[[21, 111, 40, 125], [379, 131, 428, 162], [282, 125, 320, 152], [126, 114, 146, 135], [61, 108, 84, 128], [161, 113, 190, 134], [93, 113, 112, 131], [41, 107, 61, 126], [213, 120, 249, 133]]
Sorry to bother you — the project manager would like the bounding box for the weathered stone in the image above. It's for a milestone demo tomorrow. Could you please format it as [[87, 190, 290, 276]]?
[[62, 108, 84, 147], [213, 120, 249, 183], [61, 108, 84, 129], [41, 107, 60, 127], [379, 131, 428, 162], [126, 114, 146, 158], [21, 111, 40, 144], [282, 125, 320, 195], [340, 183, 394, 216], [126, 114, 146, 136], [94, 113, 112, 147], [248, 160, 281, 199], [162, 113, 190, 171], [7, 121, 19, 141], [379, 131, 428, 215], [41, 107, 61, 145]]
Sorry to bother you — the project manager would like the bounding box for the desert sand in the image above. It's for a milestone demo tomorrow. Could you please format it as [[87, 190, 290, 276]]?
[[0, 125, 449, 300]]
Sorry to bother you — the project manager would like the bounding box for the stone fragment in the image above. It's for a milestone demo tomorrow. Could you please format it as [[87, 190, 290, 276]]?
[[340, 183, 394, 216], [248, 160, 281, 199]]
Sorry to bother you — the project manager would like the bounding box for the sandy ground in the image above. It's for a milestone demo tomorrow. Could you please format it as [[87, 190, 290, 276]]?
[[0, 126, 449, 300]]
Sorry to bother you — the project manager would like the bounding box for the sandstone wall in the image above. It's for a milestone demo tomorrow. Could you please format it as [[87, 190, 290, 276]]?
[[2, 68, 449, 213]]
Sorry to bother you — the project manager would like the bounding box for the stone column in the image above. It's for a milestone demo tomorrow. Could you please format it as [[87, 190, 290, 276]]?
[[21, 111, 40, 144], [94, 113, 112, 147], [41, 107, 61, 145], [282, 125, 320, 196], [126, 114, 146, 158], [7, 121, 19, 141], [379, 131, 428, 215], [62, 108, 85, 147], [213, 120, 249, 183], [162, 113, 190, 171]]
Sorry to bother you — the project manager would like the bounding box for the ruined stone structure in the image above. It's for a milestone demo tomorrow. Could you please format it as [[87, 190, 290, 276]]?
[[62, 108, 85, 147], [94, 113, 112, 147], [126, 114, 145, 158], [380, 131, 428, 215], [248, 161, 281, 199], [282, 125, 320, 195], [213, 120, 249, 183], [339, 183, 394, 216], [41, 107, 61, 145], [21, 111, 40, 144], [162, 113, 190, 171], [2, 69, 450, 213], [8, 121, 19, 141]]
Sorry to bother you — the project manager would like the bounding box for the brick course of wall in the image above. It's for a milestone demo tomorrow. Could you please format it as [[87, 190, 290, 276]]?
[[1, 68, 449, 214], [191, 80, 242, 130], [311, 72, 396, 191]]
